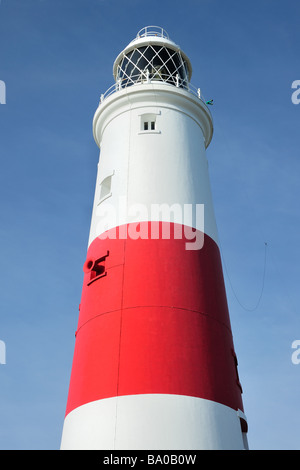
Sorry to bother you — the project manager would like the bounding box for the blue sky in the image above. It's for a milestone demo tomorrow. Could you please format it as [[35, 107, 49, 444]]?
[[0, 0, 299, 450]]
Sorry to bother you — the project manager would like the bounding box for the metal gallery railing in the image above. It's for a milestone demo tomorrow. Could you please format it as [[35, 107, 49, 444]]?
[[98, 72, 212, 115]]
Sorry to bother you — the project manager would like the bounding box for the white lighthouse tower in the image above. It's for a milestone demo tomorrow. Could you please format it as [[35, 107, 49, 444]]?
[[60, 26, 248, 450]]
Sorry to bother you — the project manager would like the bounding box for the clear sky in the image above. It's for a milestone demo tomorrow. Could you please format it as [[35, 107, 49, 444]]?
[[0, 0, 299, 450]]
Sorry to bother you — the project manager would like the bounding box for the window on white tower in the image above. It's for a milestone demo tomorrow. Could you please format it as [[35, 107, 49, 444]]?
[[98, 173, 113, 204], [143, 120, 156, 131], [140, 113, 160, 133]]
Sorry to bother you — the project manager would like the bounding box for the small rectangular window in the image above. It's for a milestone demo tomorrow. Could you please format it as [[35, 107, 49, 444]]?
[[139, 111, 160, 134], [232, 349, 243, 393], [99, 175, 112, 202]]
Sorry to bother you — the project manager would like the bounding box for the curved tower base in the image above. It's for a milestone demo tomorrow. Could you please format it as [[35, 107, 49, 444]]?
[[61, 395, 247, 450]]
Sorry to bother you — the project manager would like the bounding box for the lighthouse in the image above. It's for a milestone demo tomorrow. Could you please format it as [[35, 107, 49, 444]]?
[[60, 26, 248, 450]]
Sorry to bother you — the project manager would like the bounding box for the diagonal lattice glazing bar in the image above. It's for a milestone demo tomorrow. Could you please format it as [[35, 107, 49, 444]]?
[[116, 45, 190, 89]]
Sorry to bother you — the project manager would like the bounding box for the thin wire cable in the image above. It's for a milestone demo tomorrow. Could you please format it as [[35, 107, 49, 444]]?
[[220, 241, 268, 312], [211, 113, 269, 313]]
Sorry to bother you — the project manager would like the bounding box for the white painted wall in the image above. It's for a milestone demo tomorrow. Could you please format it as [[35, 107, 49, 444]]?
[[89, 83, 217, 247], [61, 394, 246, 450]]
